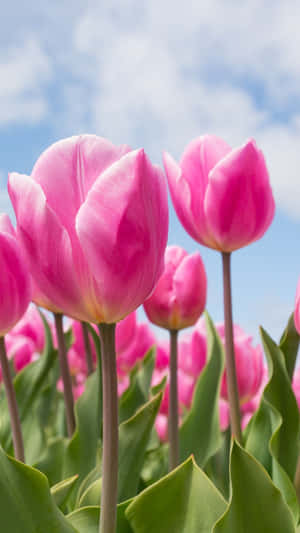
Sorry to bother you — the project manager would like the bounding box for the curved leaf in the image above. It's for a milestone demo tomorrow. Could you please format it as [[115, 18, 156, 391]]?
[[213, 442, 295, 533], [179, 312, 224, 466], [126, 456, 226, 533]]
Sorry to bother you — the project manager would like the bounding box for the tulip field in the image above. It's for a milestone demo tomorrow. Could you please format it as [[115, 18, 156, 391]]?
[[0, 134, 300, 532]]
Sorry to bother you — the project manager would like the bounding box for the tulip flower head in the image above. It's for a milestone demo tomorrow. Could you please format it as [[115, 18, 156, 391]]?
[[164, 136, 275, 252], [0, 214, 31, 336], [9, 135, 169, 324], [144, 245, 207, 330]]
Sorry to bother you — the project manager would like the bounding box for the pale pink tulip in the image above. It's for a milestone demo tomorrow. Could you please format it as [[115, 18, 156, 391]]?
[[178, 329, 206, 378], [164, 136, 275, 252], [117, 321, 155, 374], [219, 399, 230, 431], [9, 135, 168, 323], [144, 245, 206, 330]]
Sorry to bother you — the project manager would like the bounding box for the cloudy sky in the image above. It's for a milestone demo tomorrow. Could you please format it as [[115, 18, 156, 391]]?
[[1, 1, 300, 344]]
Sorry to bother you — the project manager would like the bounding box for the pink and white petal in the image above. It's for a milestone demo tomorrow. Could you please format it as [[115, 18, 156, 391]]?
[[76, 149, 168, 323], [32, 135, 131, 235]]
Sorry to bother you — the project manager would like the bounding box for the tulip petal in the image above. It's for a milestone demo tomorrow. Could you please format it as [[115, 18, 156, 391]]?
[[173, 252, 207, 328], [0, 232, 31, 335], [76, 149, 168, 322], [31, 135, 131, 236], [205, 139, 275, 251], [8, 172, 91, 319]]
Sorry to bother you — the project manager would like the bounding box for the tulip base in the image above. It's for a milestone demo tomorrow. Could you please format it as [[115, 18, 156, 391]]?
[[98, 322, 118, 533]]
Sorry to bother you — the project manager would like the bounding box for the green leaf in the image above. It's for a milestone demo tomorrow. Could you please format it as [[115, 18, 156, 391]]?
[[0, 446, 77, 532], [119, 349, 155, 424], [51, 475, 79, 509], [245, 327, 300, 523], [0, 310, 57, 453], [179, 312, 224, 466], [126, 456, 227, 533], [67, 500, 133, 533], [63, 363, 102, 507], [79, 392, 162, 506], [279, 313, 300, 380], [213, 442, 295, 533], [34, 436, 66, 485], [118, 391, 162, 501]]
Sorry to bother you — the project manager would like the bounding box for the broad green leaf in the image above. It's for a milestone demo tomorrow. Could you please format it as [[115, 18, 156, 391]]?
[[179, 312, 224, 466], [118, 391, 162, 501], [63, 364, 102, 506], [279, 313, 300, 380], [213, 442, 295, 533], [126, 456, 226, 533], [119, 349, 155, 424], [34, 436, 66, 485], [51, 475, 79, 509], [79, 392, 162, 506], [245, 327, 300, 523], [0, 446, 77, 532], [67, 501, 133, 533]]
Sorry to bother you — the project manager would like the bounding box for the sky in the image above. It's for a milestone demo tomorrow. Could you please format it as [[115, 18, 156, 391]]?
[[1, 0, 300, 345]]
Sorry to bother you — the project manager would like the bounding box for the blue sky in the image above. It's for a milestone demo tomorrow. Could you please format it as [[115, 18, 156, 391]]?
[[1, 1, 300, 344]]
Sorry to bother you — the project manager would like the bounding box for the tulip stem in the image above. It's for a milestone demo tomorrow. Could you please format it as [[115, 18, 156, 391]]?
[[0, 336, 25, 462], [98, 323, 118, 533], [294, 453, 300, 504], [81, 322, 94, 375], [54, 313, 75, 437], [221, 252, 243, 444], [169, 329, 179, 470]]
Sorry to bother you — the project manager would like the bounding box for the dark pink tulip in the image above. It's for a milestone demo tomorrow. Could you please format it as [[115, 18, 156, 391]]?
[[294, 278, 300, 334], [219, 399, 230, 432], [0, 214, 31, 336], [293, 366, 300, 410], [164, 136, 275, 252], [144, 245, 207, 330], [9, 135, 168, 323], [116, 312, 137, 354]]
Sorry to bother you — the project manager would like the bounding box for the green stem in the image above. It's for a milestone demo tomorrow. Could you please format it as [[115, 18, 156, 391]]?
[[0, 336, 25, 462], [221, 252, 243, 444], [98, 323, 118, 533], [168, 329, 179, 470], [54, 313, 75, 437], [81, 322, 94, 375], [294, 452, 300, 504]]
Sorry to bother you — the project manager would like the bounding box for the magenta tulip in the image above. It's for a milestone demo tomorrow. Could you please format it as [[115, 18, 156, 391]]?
[[144, 245, 207, 330], [0, 214, 31, 336], [9, 135, 169, 324], [164, 136, 275, 252]]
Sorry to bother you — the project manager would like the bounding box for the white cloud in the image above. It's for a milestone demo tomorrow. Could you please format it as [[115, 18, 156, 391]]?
[[0, 38, 51, 125], [2, 1, 300, 219]]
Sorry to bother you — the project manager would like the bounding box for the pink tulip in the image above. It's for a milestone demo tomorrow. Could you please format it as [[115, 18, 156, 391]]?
[[154, 368, 195, 416], [219, 399, 230, 431], [220, 333, 264, 405], [9, 304, 45, 353], [144, 245, 207, 330], [294, 278, 300, 335], [163, 136, 275, 252], [155, 414, 168, 442], [9, 135, 168, 323], [293, 366, 300, 410], [0, 214, 31, 336], [116, 312, 137, 354], [117, 321, 155, 374], [155, 340, 169, 370], [177, 329, 206, 378], [5, 335, 37, 373]]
